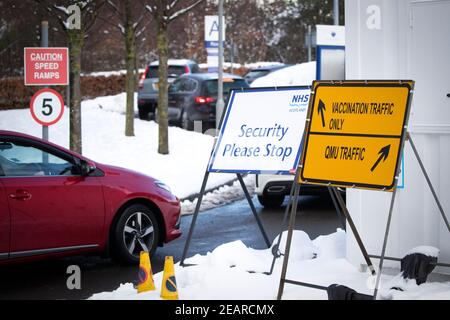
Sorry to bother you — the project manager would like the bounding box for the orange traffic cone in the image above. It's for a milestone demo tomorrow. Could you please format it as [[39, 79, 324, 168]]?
[[137, 251, 155, 293], [160, 256, 179, 300]]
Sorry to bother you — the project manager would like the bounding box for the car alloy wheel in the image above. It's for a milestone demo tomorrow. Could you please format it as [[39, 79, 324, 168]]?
[[123, 211, 155, 258], [113, 204, 159, 264]]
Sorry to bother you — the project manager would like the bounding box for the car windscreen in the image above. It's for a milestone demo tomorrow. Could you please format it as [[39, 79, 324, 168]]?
[[204, 79, 249, 96], [169, 78, 198, 93], [146, 65, 186, 78]]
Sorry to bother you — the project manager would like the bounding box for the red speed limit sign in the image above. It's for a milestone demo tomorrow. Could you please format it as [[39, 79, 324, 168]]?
[[30, 88, 65, 126]]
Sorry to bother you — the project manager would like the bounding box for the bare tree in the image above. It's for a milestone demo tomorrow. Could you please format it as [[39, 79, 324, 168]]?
[[146, 0, 204, 155], [105, 0, 150, 137], [35, 0, 104, 154]]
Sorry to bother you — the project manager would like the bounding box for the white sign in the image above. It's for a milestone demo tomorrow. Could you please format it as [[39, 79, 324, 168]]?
[[204, 15, 226, 43], [30, 88, 65, 126], [208, 87, 311, 174], [316, 25, 345, 46]]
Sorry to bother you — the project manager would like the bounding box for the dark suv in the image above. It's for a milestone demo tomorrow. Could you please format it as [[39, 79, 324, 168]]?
[[138, 59, 200, 120], [167, 73, 249, 130]]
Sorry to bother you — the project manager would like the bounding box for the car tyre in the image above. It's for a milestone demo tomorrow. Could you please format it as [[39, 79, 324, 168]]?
[[112, 204, 160, 264], [257, 195, 285, 208], [138, 109, 149, 120]]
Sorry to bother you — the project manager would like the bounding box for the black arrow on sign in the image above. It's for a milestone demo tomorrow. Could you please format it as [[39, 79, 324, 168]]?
[[371, 145, 391, 172], [318, 99, 326, 127]]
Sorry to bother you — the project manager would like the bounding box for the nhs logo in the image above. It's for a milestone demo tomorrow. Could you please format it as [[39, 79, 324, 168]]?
[[290, 94, 309, 107]]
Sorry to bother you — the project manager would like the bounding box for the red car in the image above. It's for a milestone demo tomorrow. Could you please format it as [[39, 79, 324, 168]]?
[[0, 130, 181, 265]]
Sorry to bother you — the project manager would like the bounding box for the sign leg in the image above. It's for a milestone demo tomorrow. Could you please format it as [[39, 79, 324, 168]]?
[[407, 133, 450, 232], [265, 181, 295, 275], [331, 187, 376, 276], [373, 185, 398, 299], [327, 186, 347, 230], [180, 171, 210, 266], [266, 168, 302, 275], [277, 183, 301, 300], [236, 174, 271, 248]]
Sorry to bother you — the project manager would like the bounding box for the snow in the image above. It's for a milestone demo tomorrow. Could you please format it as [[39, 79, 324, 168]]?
[[0, 93, 233, 200], [244, 61, 284, 70], [406, 246, 440, 258], [150, 59, 194, 66], [251, 61, 316, 87], [89, 229, 450, 300], [198, 61, 284, 71], [82, 68, 146, 77], [181, 175, 255, 215]]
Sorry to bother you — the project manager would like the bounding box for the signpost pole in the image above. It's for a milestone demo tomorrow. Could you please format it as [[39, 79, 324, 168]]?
[[307, 25, 312, 62], [333, 0, 339, 25], [41, 20, 49, 142], [216, 0, 225, 131]]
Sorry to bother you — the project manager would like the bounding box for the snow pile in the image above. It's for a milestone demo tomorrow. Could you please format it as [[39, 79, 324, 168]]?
[[88, 229, 450, 300], [82, 68, 145, 77], [181, 175, 255, 215], [82, 92, 137, 114], [150, 59, 194, 66], [0, 93, 233, 199], [198, 61, 283, 71], [273, 231, 318, 261], [244, 61, 284, 70], [406, 246, 440, 258], [251, 61, 316, 88]]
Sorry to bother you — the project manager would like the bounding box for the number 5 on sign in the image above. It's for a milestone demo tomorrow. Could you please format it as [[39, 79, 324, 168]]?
[[30, 88, 65, 126]]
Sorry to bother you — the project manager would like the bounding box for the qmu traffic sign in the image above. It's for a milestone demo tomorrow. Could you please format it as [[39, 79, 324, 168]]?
[[30, 88, 65, 126], [299, 80, 414, 190]]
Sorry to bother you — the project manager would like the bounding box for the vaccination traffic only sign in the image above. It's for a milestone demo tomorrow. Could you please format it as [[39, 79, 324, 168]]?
[[209, 87, 311, 174], [24, 47, 69, 86], [300, 80, 414, 190]]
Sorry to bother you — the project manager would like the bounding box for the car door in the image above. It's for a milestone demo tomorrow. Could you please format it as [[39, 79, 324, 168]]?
[[0, 136, 105, 258], [0, 177, 10, 261], [169, 78, 198, 118]]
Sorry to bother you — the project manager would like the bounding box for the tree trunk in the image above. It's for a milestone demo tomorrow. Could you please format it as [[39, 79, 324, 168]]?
[[124, 0, 135, 136], [157, 21, 169, 155], [68, 29, 83, 154]]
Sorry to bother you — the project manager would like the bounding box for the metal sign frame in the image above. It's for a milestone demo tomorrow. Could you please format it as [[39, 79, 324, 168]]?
[[276, 80, 450, 300]]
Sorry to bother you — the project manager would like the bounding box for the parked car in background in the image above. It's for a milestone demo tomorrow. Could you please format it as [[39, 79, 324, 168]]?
[[166, 73, 249, 131], [138, 59, 200, 120], [0, 130, 181, 265], [244, 64, 291, 85]]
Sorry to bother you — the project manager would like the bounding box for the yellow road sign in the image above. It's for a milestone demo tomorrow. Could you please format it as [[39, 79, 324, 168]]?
[[300, 80, 414, 190], [310, 85, 410, 136]]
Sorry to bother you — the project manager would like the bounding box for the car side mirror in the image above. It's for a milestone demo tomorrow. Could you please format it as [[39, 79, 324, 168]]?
[[80, 159, 96, 177]]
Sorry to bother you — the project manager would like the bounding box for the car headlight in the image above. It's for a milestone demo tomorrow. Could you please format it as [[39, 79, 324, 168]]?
[[155, 180, 172, 193]]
